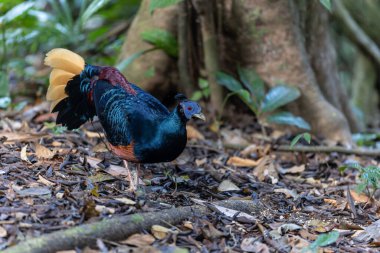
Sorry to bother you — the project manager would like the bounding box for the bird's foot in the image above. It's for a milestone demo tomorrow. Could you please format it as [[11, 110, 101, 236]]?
[[123, 160, 138, 192]]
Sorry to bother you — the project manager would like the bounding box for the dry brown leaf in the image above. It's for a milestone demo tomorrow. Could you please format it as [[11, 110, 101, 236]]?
[[85, 156, 129, 177], [56, 251, 77, 253], [218, 179, 240, 192], [20, 145, 30, 163], [120, 233, 155, 247], [241, 237, 269, 252], [324, 198, 338, 206], [186, 125, 204, 140], [51, 141, 62, 147], [288, 235, 310, 252], [227, 156, 262, 167], [0, 226, 7, 237], [38, 175, 55, 186], [253, 156, 278, 184], [307, 219, 332, 233], [92, 143, 108, 153], [114, 197, 136, 205], [151, 225, 170, 239], [2, 132, 48, 144], [221, 129, 250, 147], [82, 247, 101, 253], [35, 143, 55, 159], [84, 130, 104, 138], [299, 229, 317, 241], [274, 188, 299, 200], [95, 205, 115, 214], [240, 144, 260, 156], [183, 221, 193, 230], [279, 164, 305, 174], [195, 158, 207, 166], [349, 190, 369, 203], [202, 220, 224, 239]]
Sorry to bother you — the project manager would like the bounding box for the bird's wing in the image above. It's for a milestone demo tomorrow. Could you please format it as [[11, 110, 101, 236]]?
[[130, 83, 170, 117], [92, 80, 170, 146]]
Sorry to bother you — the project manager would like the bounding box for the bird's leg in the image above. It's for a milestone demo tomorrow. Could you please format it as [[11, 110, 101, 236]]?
[[135, 163, 140, 188], [123, 160, 136, 192]]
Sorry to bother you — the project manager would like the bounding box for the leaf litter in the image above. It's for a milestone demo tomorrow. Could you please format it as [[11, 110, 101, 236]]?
[[0, 103, 379, 252]]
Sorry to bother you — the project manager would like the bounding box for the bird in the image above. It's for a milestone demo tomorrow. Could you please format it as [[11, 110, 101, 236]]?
[[44, 48, 205, 191]]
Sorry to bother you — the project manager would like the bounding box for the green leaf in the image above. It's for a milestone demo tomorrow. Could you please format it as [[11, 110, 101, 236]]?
[[202, 88, 210, 98], [360, 165, 380, 190], [343, 163, 364, 171], [237, 67, 265, 104], [0, 2, 34, 24], [267, 112, 311, 130], [190, 91, 203, 101], [352, 133, 378, 146], [0, 97, 11, 109], [149, 0, 183, 13], [309, 231, 339, 251], [0, 72, 9, 98], [236, 89, 252, 104], [291, 132, 311, 148], [81, 0, 111, 26], [260, 85, 301, 113], [141, 29, 178, 57], [116, 48, 157, 71], [290, 133, 304, 148], [319, 0, 331, 12], [198, 78, 209, 89], [216, 72, 243, 92], [355, 182, 367, 193], [303, 133, 311, 144]]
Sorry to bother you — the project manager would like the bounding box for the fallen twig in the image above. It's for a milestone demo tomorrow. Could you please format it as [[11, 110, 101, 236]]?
[[224, 141, 380, 157], [275, 145, 380, 157], [4, 200, 261, 253]]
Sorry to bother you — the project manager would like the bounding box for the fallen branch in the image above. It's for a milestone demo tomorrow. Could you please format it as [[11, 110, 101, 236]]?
[[223, 142, 380, 157], [275, 145, 380, 157], [4, 200, 260, 253]]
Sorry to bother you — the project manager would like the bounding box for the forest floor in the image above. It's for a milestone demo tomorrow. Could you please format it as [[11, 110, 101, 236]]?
[[0, 102, 380, 253]]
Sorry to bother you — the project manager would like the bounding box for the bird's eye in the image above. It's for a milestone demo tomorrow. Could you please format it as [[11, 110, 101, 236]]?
[[187, 106, 192, 111]]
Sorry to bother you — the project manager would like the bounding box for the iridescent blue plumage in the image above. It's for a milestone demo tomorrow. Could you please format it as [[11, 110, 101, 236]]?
[[53, 64, 204, 163]]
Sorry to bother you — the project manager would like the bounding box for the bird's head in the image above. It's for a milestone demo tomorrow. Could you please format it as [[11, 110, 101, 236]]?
[[175, 94, 205, 121]]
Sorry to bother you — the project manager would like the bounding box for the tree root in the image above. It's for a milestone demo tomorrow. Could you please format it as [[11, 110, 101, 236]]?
[[4, 200, 259, 253]]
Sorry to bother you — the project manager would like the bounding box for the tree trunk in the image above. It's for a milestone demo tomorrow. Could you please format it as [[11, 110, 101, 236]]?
[[305, 0, 361, 133], [222, 0, 352, 144], [118, 0, 179, 100], [352, 52, 379, 127], [118, 0, 356, 144]]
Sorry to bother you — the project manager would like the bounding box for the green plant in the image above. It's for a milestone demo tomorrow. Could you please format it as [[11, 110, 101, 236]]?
[[304, 231, 339, 253], [117, 28, 179, 71], [340, 163, 380, 197], [352, 133, 379, 147], [1, 0, 136, 104], [319, 0, 331, 12], [216, 67, 310, 130], [291, 132, 311, 148], [43, 122, 67, 135], [149, 0, 183, 13], [191, 78, 210, 101]]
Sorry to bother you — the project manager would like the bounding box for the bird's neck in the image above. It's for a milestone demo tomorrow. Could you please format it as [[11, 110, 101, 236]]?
[[161, 106, 187, 132]]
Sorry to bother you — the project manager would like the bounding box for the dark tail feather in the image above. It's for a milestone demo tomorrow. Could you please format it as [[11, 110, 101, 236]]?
[[54, 74, 97, 130]]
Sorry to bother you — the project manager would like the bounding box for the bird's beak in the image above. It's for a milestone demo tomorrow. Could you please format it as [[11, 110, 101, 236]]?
[[192, 112, 206, 121]]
